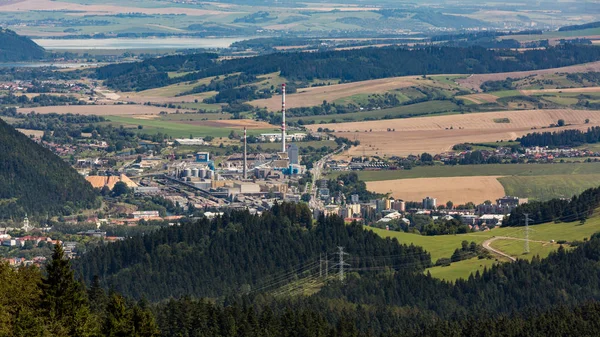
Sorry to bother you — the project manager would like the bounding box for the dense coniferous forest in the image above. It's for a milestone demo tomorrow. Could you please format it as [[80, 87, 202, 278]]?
[[151, 297, 600, 337], [503, 186, 600, 227], [96, 53, 219, 91], [0, 119, 99, 218], [75, 204, 431, 301], [100, 227, 600, 336], [96, 45, 600, 92], [0, 243, 159, 336], [7, 198, 600, 335], [517, 126, 600, 147], [9, 228, 600, 336], [0, 28, 45, 61]]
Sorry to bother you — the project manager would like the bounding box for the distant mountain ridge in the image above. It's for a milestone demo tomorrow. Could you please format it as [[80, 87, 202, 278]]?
[[559, 21, 600, 32], [0, 118, 99, 218], [0, 28, 45, 62]]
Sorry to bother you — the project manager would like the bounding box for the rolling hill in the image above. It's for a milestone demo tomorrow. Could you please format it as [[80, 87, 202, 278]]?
[[0, 118, 99, 218], [0, 28, 45, 62]]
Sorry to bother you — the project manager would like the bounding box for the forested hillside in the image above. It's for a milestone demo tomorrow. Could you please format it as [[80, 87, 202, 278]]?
[[153, 233, 600, 336], [96, 53, 218, 91], [76, 203, 431, 301], [97, 44, 600, 92], [517, 127, 600, 147], [11, 241, 600, 336], [0, 28, 45, 61], [559, 21, 600, 31], [0, 244, 159, 336], [0, 118, 99, 217], [503, 186, 600, 227]]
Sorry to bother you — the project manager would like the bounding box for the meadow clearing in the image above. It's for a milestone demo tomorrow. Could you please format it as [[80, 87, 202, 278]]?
[[103, 115, 276, 138], [368, 213, 600, 281]]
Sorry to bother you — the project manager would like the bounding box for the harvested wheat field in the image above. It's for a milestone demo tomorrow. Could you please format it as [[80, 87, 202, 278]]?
[[17, 105, 190, 116], [122, 92, 218, 104], [458, 93, 499, 104], [17, 128, 44, 138], [367, 176, 506, 204], [308, 109, 600, 157], [249, 75, 423, 111], [520, 87, 600, 95], [456, 61, 600, 91]]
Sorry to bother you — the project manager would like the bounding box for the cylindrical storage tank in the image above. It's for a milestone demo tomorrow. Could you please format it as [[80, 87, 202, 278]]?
[[183, 168, 192, 177], [206, 170, 213, 179], [199, 168, 206, 179], [191, 168, 199, 177]]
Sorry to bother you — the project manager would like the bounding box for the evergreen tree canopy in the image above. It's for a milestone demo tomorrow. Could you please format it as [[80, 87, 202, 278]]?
[[76, 204, 431, 301], [0, 118, 99, 218]]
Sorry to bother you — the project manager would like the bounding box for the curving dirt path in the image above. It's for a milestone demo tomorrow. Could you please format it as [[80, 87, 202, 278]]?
[[482, 237, 516, 261], [482, 236, 549, 262]]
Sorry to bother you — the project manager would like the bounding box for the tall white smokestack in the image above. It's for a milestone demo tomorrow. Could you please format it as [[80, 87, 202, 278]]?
[[243, 127, 247, 180], [281, 83, 286, 153]]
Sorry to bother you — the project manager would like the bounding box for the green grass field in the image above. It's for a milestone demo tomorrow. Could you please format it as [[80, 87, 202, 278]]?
[[334, 163, 600, 201], [504, 27, 600, 42], [330, 163, 600, 182], [290, 101, 459, 124], [490, 90, 522, 98], [255, 140, 337, 151], [104, 115, 274, 138], [426, 257, 498, 282], [540, 96, 580, 105], [159, 112, 231, 121], [135, 78, 215, 97], [367, 226, 494, 261], [370, 213, 600, 281], [499, 174, 600, 201], [489, 239, 565, 262]]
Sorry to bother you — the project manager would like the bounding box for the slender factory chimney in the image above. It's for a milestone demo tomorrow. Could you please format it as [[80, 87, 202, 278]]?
[[281, 83, 286, 153], [243, 126, 247, 180]]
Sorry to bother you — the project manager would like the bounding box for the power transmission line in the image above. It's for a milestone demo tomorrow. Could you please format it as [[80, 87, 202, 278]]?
[[336, 246, 350, 282], [524, 213, 530, 254]]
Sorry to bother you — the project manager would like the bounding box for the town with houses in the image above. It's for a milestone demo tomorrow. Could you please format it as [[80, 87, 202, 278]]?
[[3, 85, 599, 266]]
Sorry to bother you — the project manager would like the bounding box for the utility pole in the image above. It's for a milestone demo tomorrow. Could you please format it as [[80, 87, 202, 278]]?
[[337, 246, 349, 282], [319, 253, 322, 278], [524, 213, 530, 254], [325, 253, 328, 278], [243, 127, 247, 180]]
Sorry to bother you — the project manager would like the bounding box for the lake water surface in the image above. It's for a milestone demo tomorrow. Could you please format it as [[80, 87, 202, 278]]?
[[33, 37, 252, 50]]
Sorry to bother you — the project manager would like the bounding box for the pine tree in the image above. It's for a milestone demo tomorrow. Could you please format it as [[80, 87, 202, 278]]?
[[102, 292, 133, 337], [88, 275, 107, 314], [132, 299, 160, 337], [41, 243, 98, 336]]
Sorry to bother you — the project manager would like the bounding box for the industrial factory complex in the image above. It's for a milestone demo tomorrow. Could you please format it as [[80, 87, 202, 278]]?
[[79, 84, 315, 217]]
